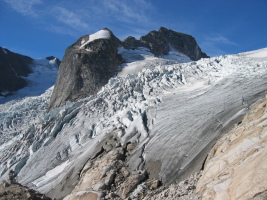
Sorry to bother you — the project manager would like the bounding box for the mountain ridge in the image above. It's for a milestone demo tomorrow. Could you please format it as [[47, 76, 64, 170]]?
[[0, 47, 60, 99], [0, 47, 33, 95], [48, 27, 208, 110], [122, 27, 208, 61]]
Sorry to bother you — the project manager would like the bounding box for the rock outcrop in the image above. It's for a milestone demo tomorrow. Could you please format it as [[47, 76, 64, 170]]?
[[0, 181, 51, 200], [123, 27, 209, 60], [122, 36, 149, 49], [196, 96, 267, 200], [63, 134, 148, 200], [48, 28, 123, 110], [0, 47, 33, 94]]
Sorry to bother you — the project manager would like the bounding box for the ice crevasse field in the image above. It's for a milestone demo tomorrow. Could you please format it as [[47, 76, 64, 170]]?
[[0, 47, 267, 195]]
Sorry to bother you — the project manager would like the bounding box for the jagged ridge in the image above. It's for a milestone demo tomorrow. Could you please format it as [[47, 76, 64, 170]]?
[[48, 27, 208, 110]]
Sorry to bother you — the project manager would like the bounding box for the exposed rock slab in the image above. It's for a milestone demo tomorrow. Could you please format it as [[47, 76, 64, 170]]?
[[196, 96, 267, 200]]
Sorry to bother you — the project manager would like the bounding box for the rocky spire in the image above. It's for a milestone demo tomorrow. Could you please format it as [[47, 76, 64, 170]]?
[[47, 28, 123, 111]]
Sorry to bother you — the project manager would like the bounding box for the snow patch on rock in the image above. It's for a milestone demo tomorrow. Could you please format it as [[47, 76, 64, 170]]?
[[80, 29, 110, 49]]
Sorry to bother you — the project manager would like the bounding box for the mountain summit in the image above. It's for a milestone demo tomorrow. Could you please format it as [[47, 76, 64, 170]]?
[[48, 27, 208, 110], [123, 27, 208, 60], [47, 28, 123, 110]]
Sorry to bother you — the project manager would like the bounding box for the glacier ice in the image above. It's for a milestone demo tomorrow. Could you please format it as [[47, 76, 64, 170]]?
[[0, 48, 267, 198]]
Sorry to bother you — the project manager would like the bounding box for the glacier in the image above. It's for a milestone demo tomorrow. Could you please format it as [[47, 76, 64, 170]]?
[[0, 47, 267, 198]]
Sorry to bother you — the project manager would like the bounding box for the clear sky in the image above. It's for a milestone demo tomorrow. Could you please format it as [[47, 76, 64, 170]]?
[[0, 0, 266, 60]]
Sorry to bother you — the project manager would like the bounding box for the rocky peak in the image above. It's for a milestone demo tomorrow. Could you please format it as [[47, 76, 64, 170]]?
[[46, 56, 61, 67], [122, 36, 148, 49], [47, 28, 123, 111], [122, 27, 208, 61], [0, 47, 33, 94]]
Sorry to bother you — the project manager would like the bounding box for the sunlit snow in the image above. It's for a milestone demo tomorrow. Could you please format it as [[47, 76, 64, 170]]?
[[0, 58, 58, 104], [80, 29, 110, 48], [239, 47, 267, 58], [117, 46, 191, 77]]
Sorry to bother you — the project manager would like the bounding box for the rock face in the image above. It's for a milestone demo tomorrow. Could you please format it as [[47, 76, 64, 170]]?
[[0, 47, 33, 94], [48, 28, 123, 110], [122, 36, 149, 49], [196, 96, 267, 200], [123, 27, 208, 60]]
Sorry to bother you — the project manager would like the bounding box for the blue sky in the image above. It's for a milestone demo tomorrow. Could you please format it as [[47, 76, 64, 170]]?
[[0, 0, 266, 60]]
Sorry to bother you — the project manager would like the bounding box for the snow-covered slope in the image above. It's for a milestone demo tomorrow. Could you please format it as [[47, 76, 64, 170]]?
[[0, 58, 58, 104], [0, 58, 58, 152], [117, 46, 191, 77], [0, 48, 267, 199]]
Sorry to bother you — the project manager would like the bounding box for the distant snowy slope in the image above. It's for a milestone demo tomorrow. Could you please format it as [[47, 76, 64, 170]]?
[[239, 47, 267, 58], [0, 48, 267, 199], [0, 57, 58, 154], [117, 46, 191, 77], [0, 58, 58, 104]]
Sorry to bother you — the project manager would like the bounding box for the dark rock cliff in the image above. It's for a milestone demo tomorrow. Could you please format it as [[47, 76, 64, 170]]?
[[123, 27, 209, 61], [0, 47, 33, 94], [47, 28, 123, 110]]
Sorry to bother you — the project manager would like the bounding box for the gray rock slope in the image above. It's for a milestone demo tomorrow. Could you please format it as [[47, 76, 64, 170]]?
[[0, 47, 33, 94], [47, 28, 123, 110]]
